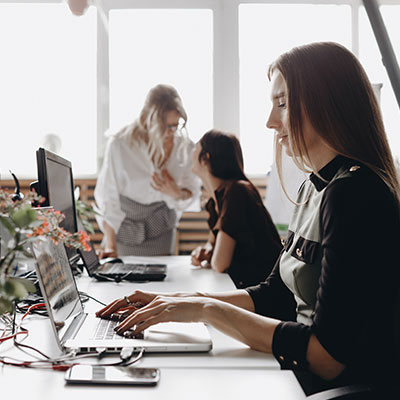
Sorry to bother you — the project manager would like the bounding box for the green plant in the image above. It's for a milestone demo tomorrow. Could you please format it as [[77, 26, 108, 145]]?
[[75, 198, 99, 235], [0, 189, 90, 314]]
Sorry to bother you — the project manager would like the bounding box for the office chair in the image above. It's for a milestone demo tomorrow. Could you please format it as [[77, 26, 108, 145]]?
[[306, 384, 374, 400]]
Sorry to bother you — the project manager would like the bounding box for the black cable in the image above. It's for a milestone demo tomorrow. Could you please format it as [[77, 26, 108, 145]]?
[[89, 347, 145, 367], [114, 271, 133, 283], [7, 298, 144, 370], [15, 296, 48, 317], [93, 273, 123, 283], [16, 270, 36, 279], [13, 330, 51, 360], [15, 305, 48, 317], [94, 271, 148, 283], [78, 292, 106, 306], [12, 302, 17, 334], [11, 303, 51, 360]]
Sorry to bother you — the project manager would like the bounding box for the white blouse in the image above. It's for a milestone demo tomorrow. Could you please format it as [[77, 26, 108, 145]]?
[[94, 124, 201, 234]]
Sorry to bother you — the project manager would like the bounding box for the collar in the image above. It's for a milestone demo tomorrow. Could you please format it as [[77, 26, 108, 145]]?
[[309, 155, 351, 192]]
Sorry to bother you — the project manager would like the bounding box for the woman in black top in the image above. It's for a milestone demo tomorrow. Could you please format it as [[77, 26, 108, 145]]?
[[97, 42, 400, 395], [190, 130, 282, 288]]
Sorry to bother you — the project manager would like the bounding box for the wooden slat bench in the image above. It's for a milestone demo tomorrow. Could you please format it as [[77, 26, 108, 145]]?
[[1, 177, 267, 255]]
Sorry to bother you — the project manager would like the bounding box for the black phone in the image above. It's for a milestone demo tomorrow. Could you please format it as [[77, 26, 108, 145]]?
[[65, 365, 160, 386]]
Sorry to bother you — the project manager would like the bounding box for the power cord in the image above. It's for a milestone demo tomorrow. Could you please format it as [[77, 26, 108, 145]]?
[[78, 292, 106, 306], [1, 300, 145, 371], [93, 272, 134, 283]]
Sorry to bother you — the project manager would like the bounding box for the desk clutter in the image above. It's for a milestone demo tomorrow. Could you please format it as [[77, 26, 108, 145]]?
[[0, 255, 301, 397], [0, 171, 301, 395]]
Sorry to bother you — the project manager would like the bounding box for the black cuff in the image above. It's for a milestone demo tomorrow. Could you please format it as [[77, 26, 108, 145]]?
[[272, 321, 312, 370]]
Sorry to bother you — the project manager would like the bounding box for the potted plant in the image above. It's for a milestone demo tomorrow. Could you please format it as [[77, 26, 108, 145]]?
[[0, 188, 90, 314]]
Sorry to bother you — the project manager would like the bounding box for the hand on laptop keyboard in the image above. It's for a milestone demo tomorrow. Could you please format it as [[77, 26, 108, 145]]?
[[96, 291, 158, 321], [106, 310, 132, 322], [98, 302, 144, 322], [121, 329, 144, 340], [94, 318, 144, 340]]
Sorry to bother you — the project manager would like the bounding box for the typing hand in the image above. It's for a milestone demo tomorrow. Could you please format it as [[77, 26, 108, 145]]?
[[113, 296, 207, 336], [95, 290, 159, 319]]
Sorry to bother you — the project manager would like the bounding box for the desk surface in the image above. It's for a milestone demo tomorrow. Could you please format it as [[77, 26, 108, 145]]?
[[0, 367, 305, 400], [0, 256, 305, 398]]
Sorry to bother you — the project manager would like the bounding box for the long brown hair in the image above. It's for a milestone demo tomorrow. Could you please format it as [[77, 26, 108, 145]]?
[[198, 129, 265, 203], [269, 42, 400, 205], [199, 130, 248, 181]]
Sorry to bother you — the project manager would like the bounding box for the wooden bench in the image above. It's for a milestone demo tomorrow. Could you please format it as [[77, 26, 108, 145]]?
[[1, 177, 267, 255]]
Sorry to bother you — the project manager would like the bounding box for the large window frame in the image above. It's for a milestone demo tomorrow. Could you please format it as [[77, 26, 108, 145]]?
[[4, 0, 400, 177]]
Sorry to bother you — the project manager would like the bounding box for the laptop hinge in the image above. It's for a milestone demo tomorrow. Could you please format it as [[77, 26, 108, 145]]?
[[61, 312, 87, 344]]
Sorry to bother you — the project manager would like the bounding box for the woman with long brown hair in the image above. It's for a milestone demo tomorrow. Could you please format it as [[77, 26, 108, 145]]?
[[190, 129, 282, 288], [97, 43, 400, 396]]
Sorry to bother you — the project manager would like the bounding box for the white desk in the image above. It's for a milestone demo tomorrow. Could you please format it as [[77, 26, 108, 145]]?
[[0, 367, 305, 400], [0, 256, 305, 398], [73, 256, 281, 369]]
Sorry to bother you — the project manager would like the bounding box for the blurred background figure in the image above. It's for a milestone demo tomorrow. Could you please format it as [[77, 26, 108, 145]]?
[[95, 84, 200, 257], [40, 133, 62, 154]]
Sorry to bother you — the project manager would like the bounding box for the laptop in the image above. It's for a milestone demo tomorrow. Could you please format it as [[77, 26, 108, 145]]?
[[77, 218, 167, 282], [32, 237, 212, 354]]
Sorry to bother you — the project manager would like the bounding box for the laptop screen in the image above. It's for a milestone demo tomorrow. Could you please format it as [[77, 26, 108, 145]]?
[[32, 237, 83, 341], [76, 216, 100, 275]]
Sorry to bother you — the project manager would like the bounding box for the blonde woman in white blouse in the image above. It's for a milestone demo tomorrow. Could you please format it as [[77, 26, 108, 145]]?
[[94, 84, 201, 257]]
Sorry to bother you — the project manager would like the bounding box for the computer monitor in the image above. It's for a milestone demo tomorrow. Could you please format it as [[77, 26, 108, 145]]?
[[35, 148, 80, 266]]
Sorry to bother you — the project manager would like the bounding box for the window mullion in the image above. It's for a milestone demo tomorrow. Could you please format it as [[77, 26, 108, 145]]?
[[214, 0, 240, 137], [96, 4, 110, 170]]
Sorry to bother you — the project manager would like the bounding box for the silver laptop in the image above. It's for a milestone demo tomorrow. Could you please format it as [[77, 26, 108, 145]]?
[[32, 237, 212, 354]]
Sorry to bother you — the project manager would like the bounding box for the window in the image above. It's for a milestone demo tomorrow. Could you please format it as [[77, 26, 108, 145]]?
[[239, 3, 352, 174], [108, 9, 213, 144], [1, 1, 399, 179], [359, 5, 400, 164], [0, 3, 97, 178]]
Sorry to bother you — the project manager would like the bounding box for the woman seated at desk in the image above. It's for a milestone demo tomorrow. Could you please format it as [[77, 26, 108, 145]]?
[[97, 42, 400, 396], [190, 129, 282, 288]]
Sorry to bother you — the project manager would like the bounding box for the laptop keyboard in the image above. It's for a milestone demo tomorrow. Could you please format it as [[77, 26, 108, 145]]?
[[110, 264, 146, 273], [94, 318, 119, 340], [94, 318, 144, 340], [98, 263, 166, 275], [97, 263, 144, 274]]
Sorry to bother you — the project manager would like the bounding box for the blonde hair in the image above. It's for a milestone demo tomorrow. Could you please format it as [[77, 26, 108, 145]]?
[[269, 42, 400, 205], [120, 84, 188, 169]]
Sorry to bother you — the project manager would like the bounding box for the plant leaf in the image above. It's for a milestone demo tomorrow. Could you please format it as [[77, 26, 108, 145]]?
[[4, 277, 35, 299], [13, 277, 36, 293], [0, 215, 15, 236], [10, 205, 37, 229], [82, 219, 94, 234], [0, 296, 13, 314]]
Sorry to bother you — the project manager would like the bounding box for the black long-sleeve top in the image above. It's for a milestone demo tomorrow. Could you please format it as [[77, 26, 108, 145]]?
[[246, 156, 400, 393]]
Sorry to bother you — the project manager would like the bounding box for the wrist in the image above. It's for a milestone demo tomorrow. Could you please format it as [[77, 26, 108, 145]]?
[[200, 297, 217, 323], [204, 242, 214, 252], [104, 246, 117, 254]]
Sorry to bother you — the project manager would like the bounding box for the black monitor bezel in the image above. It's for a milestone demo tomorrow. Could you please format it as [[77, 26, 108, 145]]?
[[36, 147, 80, 265]]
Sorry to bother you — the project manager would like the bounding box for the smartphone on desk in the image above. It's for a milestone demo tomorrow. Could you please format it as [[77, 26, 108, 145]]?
[[65, 365, 160, 386]]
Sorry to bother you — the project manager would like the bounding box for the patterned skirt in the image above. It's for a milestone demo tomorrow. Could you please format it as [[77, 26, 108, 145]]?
[[116, 195, 177, 256]]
